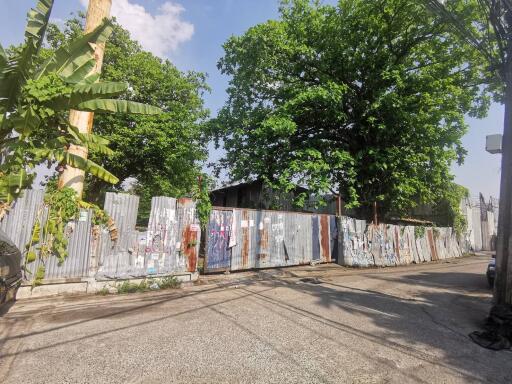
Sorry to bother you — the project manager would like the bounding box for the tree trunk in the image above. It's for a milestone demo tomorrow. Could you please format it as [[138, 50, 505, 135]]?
[[57, 0, 112, 198], [494, 77, 512, 305]]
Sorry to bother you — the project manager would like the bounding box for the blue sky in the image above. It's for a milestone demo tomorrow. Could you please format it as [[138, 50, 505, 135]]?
[[1, 0, 503, 199]]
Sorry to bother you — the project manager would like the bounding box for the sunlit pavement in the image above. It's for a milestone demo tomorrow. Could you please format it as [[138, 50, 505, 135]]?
[[1, 254, 509, 384]]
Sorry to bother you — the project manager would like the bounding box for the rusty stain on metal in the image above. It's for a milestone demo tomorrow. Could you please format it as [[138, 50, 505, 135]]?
[[426, 229, 438, 261], [182, 224, 198, 272], [320, 215, 330, 262], [242, 210, 249, 268], [257, 219, 269, 260]]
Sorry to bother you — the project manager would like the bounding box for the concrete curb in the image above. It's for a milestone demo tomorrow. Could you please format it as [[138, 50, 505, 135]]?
[[17, 272, 199, 300]]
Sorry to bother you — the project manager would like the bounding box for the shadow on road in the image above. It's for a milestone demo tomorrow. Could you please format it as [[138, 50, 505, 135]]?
[[1, 264, 509, 383], [241, 270, 507, 383]]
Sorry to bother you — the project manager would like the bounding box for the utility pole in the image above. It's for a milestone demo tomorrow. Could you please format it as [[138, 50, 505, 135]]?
[[424, 0, 512, 306], [495, 76, 512, 305], [57, 0, 112, 198]]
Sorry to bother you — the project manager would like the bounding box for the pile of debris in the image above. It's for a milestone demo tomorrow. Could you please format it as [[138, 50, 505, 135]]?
[[470, 305, 512, 350]]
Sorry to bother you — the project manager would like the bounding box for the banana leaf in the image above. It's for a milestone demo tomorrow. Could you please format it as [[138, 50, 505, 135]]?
[[77, 99, 162, 114], [0, 0, 54, 110], [36, 20, 113, 80], [48, 81, 128, 111]]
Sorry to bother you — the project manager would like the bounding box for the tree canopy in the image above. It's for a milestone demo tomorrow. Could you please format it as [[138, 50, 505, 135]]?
[[211, 0, 490, 219], [0, 1, 160, 212], [46, 15, 210, 221]]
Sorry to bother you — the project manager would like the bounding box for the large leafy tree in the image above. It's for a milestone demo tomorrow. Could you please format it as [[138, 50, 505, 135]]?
[[211, 0, 490, 219], [46, 15, 210, 222]]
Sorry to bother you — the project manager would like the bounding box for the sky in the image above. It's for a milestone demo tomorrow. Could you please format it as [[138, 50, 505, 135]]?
[[0, 0, 503, 199]]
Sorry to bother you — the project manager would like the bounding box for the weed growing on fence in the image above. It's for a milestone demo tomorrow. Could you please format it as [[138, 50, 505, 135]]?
[[414, 226, 426, 238]]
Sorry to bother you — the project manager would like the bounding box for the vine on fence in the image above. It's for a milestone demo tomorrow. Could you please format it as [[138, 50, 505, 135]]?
[[194, 176, 212, 229], [24, 184, 116, 286]]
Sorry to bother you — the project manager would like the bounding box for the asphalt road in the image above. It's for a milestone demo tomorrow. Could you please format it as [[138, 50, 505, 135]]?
[[1, 254, 510, 384]]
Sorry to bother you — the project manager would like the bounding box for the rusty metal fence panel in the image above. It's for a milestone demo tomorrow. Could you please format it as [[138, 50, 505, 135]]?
[[1, 191, 200, 282], [205, 208, 336, 272], [341, 223, 462, 268], [177, 198, 201, 273], [206, 207, 465, 272], [206, 209, 233, 271], [96, 195, 200, 279]]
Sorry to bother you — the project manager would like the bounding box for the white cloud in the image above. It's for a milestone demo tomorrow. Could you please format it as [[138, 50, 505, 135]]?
[[80, 0, 194, 57]]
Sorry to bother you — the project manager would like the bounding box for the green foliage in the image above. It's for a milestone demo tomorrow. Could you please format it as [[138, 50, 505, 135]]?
[[115, 276, 181, 294], [33, 265, 45, 287], [157, 276, 181, 289], [423, 0, 504, 91], [116, 280, 142, 294], [432, 182, 469, 234], [46, 16, 210, 221], [97, 286, 109, 296], [0, 1, 162, 208], [194, 177, 213, 229], [212, 0, 491, 219], [23, 181, 114, 285], [25, 186, 79, 268], [415, 226, 426, 238]]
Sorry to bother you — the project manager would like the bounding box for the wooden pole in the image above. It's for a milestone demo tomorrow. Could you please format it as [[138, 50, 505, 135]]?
[[57, 0, 112, 198]]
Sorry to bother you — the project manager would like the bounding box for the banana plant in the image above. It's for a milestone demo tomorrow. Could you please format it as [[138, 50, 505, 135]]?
[[0, 0, 161, 210]]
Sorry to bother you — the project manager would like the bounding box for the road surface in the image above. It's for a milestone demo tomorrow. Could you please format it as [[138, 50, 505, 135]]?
[[1, 254, 510, 383]]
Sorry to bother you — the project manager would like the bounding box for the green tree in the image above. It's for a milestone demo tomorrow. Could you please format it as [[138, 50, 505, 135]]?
[[0, 0, 161, 275], [46, 15, 210, 223], [0, 1, 160, 211], [211, 0, 490, 219]]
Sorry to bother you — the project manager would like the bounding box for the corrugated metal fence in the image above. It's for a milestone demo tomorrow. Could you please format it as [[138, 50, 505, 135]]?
[[95, 194, 201, 279], [204, 208, 464, 272], [0, 189, 92, 279], [206, 208, 337, 272], [338, 218, 462, 267], [0, 190, 200, 282], [0, 191, 484, 279]]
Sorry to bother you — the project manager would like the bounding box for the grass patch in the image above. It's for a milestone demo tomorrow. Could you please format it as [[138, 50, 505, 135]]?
[[112, 276, 182, 295], [117, 280, 144, 294], [97, 286, 110, 296], [158, 276, 181, 289]]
